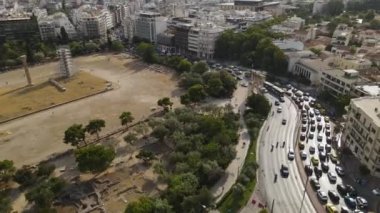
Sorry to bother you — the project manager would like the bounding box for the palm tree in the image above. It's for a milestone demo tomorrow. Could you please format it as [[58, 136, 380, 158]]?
[[119, 111, 134, 128], [85, 119, 105, 139]]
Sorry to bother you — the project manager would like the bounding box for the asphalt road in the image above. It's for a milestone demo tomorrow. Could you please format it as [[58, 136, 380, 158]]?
[[256, 95, 315, 213]]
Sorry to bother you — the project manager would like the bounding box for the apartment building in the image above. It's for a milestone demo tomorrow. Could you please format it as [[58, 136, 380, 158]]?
[[0, 14, 39, 42], [188, 24, 224, 60], [331, 24, 353, 46], [341, 97, 380, 177], [73, 5, 112, 39], [38, 12, 77, 41], [320, 69, 361, 97], [133, 11, 167, 43]]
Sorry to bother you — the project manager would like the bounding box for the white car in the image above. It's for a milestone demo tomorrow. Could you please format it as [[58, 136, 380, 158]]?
[[372, 188, 380, 196], [288, 150, 295, 160], [277, 107, 282, 113]]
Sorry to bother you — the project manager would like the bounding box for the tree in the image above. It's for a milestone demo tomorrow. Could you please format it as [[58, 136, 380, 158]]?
[[86, 119, 106, 139], [119, 112, 134, 127], [60, 27, 69, 44], [74, 145, 115, 173], [186, 84, 207, 103], [246, 94, 270, 117], [324, 0, 344, 16], [0, 160, 15, 184], [125, 197, 173, 213], [364, 10, 375, 22], [157, 97, 173, 112], [151, 125, 169, 142], [191, 62, 208, 74], [369, 19, 380, 30], [167, 173, 199, 202], [111, 40, 124, 52], [124, 132, 138, 144], [177, 59, 192, 73], [0, 191, 12, 213], [136, 150, 156, 164], [36, 164, 55, 178], [13, 166, 37, 187], [25, 177, 66, 210], [136, 42, 157, 63], [64, 124, 86, 147]]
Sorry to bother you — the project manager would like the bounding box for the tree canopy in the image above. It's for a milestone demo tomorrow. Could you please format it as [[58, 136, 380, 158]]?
[[111, 40, 124, 52], [74, 145, 116, 173], [246, 93, 271, 117], [324, 0, 344, 16], [137, 42, 158, 63], [0, 160, 15, 184], [119, 111, 134, 127], [125, 197, 173, 213], [157, 97, 174, 112], [64, 124, 86, 147], [85, 119, 106, 138]]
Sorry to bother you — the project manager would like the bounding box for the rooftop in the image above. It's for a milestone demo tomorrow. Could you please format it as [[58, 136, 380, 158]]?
[[352, 96, 380, 127], [355, 84, 380, 96]]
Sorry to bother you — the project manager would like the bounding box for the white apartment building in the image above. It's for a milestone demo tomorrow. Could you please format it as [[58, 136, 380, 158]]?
[[341, 97, 380, 177], [73, 5, 113, 39], [320, 69, 361, 97], [188, 23, 224, 60], [331, 55, 372, 70], [38, 12, 77, 41], [331, 24, 353, 46], [132, 11, 167, 43]]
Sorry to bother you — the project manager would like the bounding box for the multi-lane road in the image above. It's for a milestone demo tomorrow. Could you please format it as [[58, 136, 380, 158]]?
[[256, 95, 315, 213]]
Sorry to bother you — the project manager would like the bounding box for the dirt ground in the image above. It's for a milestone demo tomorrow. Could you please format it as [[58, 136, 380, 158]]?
[[0, 53, 180, 167], [0, 71, 107, 122]]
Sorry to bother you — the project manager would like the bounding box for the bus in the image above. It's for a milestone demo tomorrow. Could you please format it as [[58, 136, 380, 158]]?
[[264, 81, 284, 97]]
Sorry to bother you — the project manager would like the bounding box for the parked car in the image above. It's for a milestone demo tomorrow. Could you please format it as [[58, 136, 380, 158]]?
[[310, 177, 320, 190], [356, 196, 368, 209], [281, 164, 289, 177], [327, 172, 337, 183], [317, 190, 328, 203], [304, 165, 313, 176], [336, 166, 345, 176], [328, 190, 340, 203], [344, 196, 357, 209]]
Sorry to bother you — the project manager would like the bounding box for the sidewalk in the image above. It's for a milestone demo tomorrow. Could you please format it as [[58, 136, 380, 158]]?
[[210, 86, 251, 203]]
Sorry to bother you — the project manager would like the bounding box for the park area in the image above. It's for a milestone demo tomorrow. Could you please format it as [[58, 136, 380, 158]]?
[[0, 53, 180, 168]]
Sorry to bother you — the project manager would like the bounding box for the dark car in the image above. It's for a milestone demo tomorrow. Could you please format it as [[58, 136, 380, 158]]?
[[318, 144, 324, 152], [314, 167, 322, 178], [337, 183, 347, 195], [321, 162, 329, 172], [319, 152, 326, 161], [346, 185, 358, 197], [310, 125, 316, 132], [327, 172, 337, 183], [325, 144, 332, 153], [317, 190, 328, 203], [340, 206, 350, 213], [275, 101, 280, 106], [344, 196, 357, 209], [280, 97, 285, 102], [309, 146, 316, 154], [310, 178, 320, 190], [281, 164, 289, 177], [336, 166, 345, 176], [356, 196, 368, 209], [326, 137, 332, 144], [328, 190, 340, 203], [305, 165, 313, 176]]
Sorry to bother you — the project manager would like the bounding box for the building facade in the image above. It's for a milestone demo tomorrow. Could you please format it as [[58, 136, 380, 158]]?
[[188, 24, 224, 60], [133, 12, 167, 43], [341, 97, 380, 177], [320, 69, 361, 97]]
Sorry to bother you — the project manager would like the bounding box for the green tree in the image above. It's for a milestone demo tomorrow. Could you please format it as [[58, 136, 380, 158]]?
[[167, 173, 199, 203], [119, 111, 134, 128], [136, 42, 157, 63], [369, 19, 380, 30], [13, 166, 37, 187], [0, 160, 15, 184], [124, 132, 138, 144], [157, 97, 174, 112], [324, 0, 344, 16], [64, 124, 86, 147], [246, 93, 270, 117], [36, 164, 55, 178], [111, 40, 124, 52], [125, 197, 173, 213], [85, 119, 106, 139], [177, 59, 192, 73], [151, 125, 169, 142], [191, 61, 209, 74], [74, 145, 116, 173], [0, 191, 12, 213], [364, 10, 375, 22], [186, 84, 207, 103], [179, 72, 203, 89], [60, 27, 69, 44], [136, 150, 156, 164], [25, 177, 66, 210]]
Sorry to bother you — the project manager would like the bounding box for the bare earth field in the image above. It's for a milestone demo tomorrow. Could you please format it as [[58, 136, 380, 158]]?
[[0, 53, 180, 167]]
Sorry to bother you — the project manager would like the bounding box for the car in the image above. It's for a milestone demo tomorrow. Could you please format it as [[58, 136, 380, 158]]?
[[298, 142, 305, 149], [317, 134, 323, 142], [325, 203, 338, 213], [372, 188, 380, 196], [346, 185, 358, 197], [317, 190, 328, 203], [337, 183, 347, 195], [309, 133, 314, 139], [335, 166, 345, 176], [319, 152, 326, 161], [305, 104, 310, 110], [282, 119, 287, 125], [326, 123, 331, 130], [300, 151, 307, 160], [310, 177, 320, 190], [300, 133, 306, 141], [303, 96, 309, 102], [314, 109, 320, 116], [318, 144, 324, 152], [311, 156, 319, 166], [321, 162, 329, 172], [356, 196, 368, 209], [304, 165, 313, 176], [330, 153, 338, 163], [317, 123, 323, 131], [316, 116, 322, 122], [279, 97, 285, 102], [302, 112, 308, 118], [277, 107, 282, 113], [325, 144, 331, 153], [311, 119, 316, 125], [288, 150, 295, 160], [281, 164, 289, 177], [327, 172, 337, 183], [309, 112, 315, 117], [301, 124, 307, 132], [325, 116, 330, 123], [310, 124, 316, 131], [309, 146, 315, 154], [340, 206, 350, 213], [326, 136, 332, 144], [326, 130, 331, 136], [314, 167, 322, 178], [302, 119, 307, 124], [328, 190, 340, 203], [344, 196, 357, 209]]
